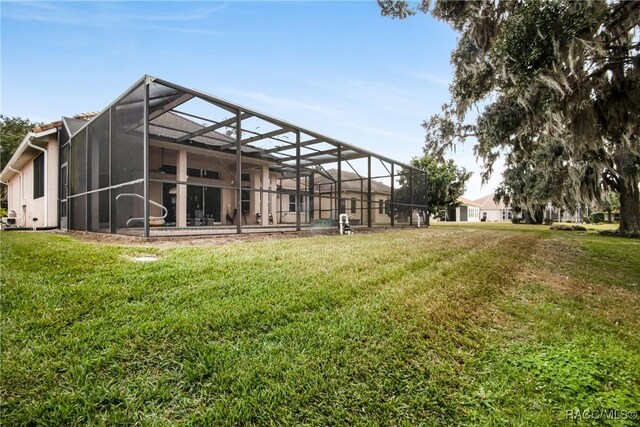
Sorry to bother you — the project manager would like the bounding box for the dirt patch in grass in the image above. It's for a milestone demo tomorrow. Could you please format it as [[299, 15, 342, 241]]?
[[45, 226, 415, 248]]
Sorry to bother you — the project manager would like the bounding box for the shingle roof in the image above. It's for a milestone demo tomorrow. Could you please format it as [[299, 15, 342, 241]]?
[[149, 112, 233, 145], [315, 168, 391, 195], [148, 112, 266, 155], [457, 196, 480, 207], [472, 194, 508, 210]]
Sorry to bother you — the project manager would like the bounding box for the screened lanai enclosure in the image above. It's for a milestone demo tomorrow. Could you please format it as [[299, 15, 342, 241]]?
[[60, 75, 428, 237]]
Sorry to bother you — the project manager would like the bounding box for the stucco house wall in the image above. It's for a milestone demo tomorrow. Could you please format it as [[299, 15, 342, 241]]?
[[4, 133, 58, 227]]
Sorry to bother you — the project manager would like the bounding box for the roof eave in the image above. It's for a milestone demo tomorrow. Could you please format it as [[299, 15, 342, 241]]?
[[0, 127, 58, 182]]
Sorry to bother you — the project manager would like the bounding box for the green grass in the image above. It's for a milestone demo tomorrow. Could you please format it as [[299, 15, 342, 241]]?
[[1, 224, 639, 425]]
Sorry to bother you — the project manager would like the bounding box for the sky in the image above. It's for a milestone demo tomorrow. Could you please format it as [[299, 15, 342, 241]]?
[[0, 0, 503, 199]]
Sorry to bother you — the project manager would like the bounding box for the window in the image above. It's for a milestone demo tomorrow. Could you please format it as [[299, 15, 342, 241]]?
[[350, 198, 356, 214], [187, 167, 201, 177], [33, 153, 45, 199], [241, 173, 251, 182], [379, 199, 384, 214], [289, 195, 304, 212], [161, 164, 177, 175], [241, 189, 250, 213], [185, 167, 220, 179], [202, 170, 220, 180], [385, 200, 390, 215]]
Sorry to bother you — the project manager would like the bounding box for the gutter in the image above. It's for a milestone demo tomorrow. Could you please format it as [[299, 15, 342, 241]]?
[[26, 138, 48, 227]]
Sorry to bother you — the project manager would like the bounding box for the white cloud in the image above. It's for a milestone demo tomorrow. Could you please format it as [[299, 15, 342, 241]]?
[[398, 69, 450, 86], [218, 88, 345, 117], [1, 2, 228, 27]]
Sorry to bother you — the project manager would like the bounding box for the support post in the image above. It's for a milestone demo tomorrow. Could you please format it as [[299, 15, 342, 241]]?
[[390, 163, 395, 227], [337, 145, 342, 218], [295, 130, 301, 231], [235, 109, 242, 234], [176, 150, 187, 228], [85, 126, 89, 231], [360, 177, 364, 225], [309, 173, 315, 221], [261, 164, 269, 226], [143, 81, 150, 238], [367, 155, 372, 228], [409, 168, 414, 226], [108, 106, 113, 233], [425, 170, 430, 226]]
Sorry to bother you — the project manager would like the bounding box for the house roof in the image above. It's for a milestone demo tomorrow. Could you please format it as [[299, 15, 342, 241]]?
[[314, 168, 391, 195], [63, 116, 93, 135], [149, 111, 234, 145], [457, 196, 480, 207], [33, 112, 98, 133], [472, 194, 508, 210]]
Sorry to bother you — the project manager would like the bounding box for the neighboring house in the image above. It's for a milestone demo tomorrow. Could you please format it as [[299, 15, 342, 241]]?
[[276, 168, 392, 225], [473, 194, 515, 222], [314, 168, 392, 225], [0, 75, 427, 236], [544, 204, 590, 223], [444, 196, 481, 222]]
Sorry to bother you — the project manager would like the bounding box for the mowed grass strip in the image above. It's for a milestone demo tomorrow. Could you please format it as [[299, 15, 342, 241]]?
[[1, 225, 638, 425]]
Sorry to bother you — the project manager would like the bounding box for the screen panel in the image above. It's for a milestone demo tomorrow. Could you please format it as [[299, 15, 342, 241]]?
[[111, 84, 144, 186]]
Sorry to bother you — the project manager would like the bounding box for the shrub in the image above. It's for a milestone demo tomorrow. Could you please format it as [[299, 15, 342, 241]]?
[[590, 212, 605, 224], [543, 218, 554, 226]]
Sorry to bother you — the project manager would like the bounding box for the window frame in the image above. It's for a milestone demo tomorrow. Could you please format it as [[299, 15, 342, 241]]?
[[33, 152, 45, 199]]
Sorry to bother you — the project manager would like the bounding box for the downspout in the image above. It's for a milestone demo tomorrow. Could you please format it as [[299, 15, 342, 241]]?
[[27, 138, 48, 227], [7, 166, 24, 226]]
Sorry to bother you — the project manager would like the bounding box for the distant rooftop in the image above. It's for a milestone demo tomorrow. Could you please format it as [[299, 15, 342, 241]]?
[[457, 196, 480, 207], [472, 194, 508, 210]]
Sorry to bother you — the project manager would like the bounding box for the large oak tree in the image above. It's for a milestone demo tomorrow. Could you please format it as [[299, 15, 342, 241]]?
[[380, 0, 640, 233]]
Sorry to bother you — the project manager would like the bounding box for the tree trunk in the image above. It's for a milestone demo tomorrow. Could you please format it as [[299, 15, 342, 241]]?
[[615, 152, 640, 234], [534, 206, 544, 224], [618, 174, 640, 234]]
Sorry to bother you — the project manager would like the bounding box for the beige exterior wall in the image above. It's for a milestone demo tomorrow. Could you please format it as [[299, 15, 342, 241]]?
[[5, 134, 58, 227], [315, 190, 391, 224], [482, 208, 512, 222], [148, 142, 283, 226]]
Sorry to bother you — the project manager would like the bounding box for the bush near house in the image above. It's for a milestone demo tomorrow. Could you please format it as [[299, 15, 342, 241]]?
[[590, 212, 606, 224], [1, 225, 638, 425]]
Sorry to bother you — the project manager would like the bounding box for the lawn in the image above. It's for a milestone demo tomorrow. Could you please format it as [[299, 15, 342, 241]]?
[[1, 224, 639, 425]]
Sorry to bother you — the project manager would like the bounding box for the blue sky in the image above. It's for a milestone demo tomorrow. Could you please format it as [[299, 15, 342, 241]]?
[[1, 1, 502, 199]]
